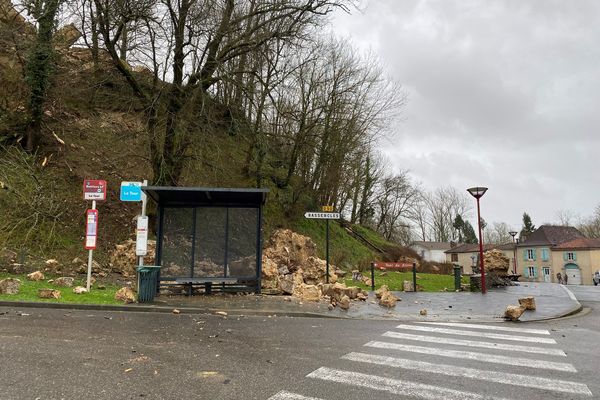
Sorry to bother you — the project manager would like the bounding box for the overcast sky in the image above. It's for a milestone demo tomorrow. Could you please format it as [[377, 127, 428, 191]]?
[[330, 0, 600, 230]]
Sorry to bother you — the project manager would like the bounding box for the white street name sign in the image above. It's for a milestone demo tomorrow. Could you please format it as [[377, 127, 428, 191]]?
[[304, 212, 340, 219]]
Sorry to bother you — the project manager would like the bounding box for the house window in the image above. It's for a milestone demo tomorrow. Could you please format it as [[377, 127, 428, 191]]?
[[451, 253, 458, 262], [541, 248, 549, 261], [527, 266, 536, 278], [527, 249, 535, 260], [567, 252, 575, 261]]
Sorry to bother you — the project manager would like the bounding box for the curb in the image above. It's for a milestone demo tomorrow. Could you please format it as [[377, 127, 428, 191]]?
[[0, 300, 340, 319]]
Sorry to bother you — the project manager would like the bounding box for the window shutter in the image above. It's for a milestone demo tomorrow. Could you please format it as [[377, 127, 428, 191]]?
[[533, 267, 538, 278], [523, 249, 528, 261], [532, 249, 537, 261], [542, 249, 548, 261], [573, 252, 577, 261], [524, 267, 530, 278], [563, 252, 568, 261]]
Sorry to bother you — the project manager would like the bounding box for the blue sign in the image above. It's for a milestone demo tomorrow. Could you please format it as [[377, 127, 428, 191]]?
[[120, 181, 143, 201]]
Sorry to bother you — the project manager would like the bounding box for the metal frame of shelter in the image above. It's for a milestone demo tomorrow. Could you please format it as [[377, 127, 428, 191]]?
[[142, 186, 268, 294]]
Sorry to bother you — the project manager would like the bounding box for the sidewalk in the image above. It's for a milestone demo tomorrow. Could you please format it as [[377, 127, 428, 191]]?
[[0, 282, 581, 322]]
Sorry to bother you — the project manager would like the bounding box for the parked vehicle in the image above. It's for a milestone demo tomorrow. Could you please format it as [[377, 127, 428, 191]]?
[[593, 271, 600, 286]]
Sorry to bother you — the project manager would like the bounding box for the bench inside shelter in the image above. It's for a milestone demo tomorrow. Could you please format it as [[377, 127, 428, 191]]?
[[142, 186, 268, 295]]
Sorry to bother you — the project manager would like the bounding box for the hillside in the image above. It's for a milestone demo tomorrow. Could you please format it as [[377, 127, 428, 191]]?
[[0, 5, 420, 274]]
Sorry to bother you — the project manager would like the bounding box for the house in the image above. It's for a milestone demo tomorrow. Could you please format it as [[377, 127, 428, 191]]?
[[552, 238, 600, 285], [517, 225, 585, 283], [410, 241, 452, 263], [444, 243, 516, 274]]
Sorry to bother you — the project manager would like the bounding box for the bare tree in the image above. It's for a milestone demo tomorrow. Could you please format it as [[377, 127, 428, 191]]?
[[90, 0, 352, 185], [373, 170, 419, 241]]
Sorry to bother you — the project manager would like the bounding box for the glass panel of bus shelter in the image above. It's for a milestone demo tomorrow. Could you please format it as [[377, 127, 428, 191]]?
[[227, 208, 258, 278], [160, 207, 193, 278], [194, 207, 227, 277]]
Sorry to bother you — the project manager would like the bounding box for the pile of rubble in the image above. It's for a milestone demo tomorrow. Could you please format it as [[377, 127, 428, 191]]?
[[109, 239, 156, 277], [261, 229, 371, 309], [483, 249, 516, 287]]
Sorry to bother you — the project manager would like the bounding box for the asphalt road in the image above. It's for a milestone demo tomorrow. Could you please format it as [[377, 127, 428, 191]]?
[[1, 288, 599, 400]]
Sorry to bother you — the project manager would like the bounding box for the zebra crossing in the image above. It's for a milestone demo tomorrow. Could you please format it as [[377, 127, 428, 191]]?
[[267, 321, 593, 400]]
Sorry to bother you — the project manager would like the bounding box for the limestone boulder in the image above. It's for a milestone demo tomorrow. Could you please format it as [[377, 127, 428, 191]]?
[[38, 288, 61, 299], [115, 287, 136, 304], [375, 285, 390, 299], [484, 249, 510, 276], [339, 295, 351, 310], [0, 278, 20, 294], [518, 296, 536, 311], [295, 284, 320, 302], [504, 305, 526, 321], [261, 257, 281, 294], [73, 286, 88, 294], [379, 291, 400, 308], [54, 277, 75, 287], [27, 271, 45, 281], [110, 239, 156, 276], [403, 280, 414, 292]]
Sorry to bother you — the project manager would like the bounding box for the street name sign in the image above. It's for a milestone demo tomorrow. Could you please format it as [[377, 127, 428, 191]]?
[[83, 179, 107, 201], [304, 212, 340, 219], [120, 181, 143, 201]]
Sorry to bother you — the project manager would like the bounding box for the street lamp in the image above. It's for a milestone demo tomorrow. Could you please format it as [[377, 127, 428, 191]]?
[[509, 231, 518, 275], [467, 187, 488, 294]]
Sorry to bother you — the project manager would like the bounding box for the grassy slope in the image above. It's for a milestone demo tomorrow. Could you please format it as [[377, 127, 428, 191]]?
[[343, 270, 470, 292], [0, 272, 121, 304], [0, 43, 409, 274]]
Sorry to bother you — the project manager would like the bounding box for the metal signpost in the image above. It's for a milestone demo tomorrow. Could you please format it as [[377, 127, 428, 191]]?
[[120, 180, 148, 267], [304, 208, 340, 283], [83, 179, 107, 291]]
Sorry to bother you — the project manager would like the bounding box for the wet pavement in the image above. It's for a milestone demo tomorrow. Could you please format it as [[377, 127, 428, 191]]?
[[0, 282, 582, 322], [150, 282, 581, 322]]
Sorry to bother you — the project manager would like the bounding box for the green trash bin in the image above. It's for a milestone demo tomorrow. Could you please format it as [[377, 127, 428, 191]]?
[[136, 266, 161, 303]]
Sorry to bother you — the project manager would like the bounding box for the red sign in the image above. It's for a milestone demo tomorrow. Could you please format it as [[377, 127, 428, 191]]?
[[83, 179, 107, 201], [85, 209, 98, 250], [373, 262, 413, 271]]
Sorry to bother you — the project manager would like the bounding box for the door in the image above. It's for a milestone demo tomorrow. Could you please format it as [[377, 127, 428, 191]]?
[[542, 267, 551, 283], [565, 264, 582, 285]]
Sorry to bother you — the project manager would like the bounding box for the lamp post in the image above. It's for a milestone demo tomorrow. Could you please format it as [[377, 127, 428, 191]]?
[[467, 187, 488, 294], [509, 231, 518, 274]]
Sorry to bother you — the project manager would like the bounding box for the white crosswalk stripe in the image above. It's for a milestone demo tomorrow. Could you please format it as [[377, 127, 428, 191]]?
[[381, 330, 566, 355], [417, 322, 551, 335], [394, 324, 557, 343], [364, 340, 576, 372], [267, 391, 325, 400], [307, 367, 512, 400], [341, 352, 591, 396], [268, 321, 592, 400]]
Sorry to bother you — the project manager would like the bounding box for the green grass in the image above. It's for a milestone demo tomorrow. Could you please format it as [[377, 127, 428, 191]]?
[[294, 218, 375, 269], [343, 270, 470, 292], [0, 273, 122, 304]]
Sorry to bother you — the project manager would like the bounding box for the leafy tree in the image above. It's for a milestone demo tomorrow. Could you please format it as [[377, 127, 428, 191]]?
[[520, 212, 536, 238], [462, 220, 478, 244]]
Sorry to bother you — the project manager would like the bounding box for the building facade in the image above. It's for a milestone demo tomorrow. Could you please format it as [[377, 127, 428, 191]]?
[[445, 243, 516, 274], [410, 241, 452, 263], [517, 225, 592, 284]]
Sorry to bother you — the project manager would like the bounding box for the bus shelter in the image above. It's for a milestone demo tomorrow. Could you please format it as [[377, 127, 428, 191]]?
[[142, 186, 268, 294]]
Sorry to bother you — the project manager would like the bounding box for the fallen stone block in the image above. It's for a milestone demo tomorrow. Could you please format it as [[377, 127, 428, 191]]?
[[38, 288, 61, 299], [0, 278, 21, 294], [339, 295, 351, 310], [504, 305, 526, 321], [375, 285, 389, 299], [518, 296, 536, 310], [379, 291, 399, 308], [54, 277, 75, 287], [27, 271, 45, 281], [72, 286, 88, 294], [115, 287, 136, 304]]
